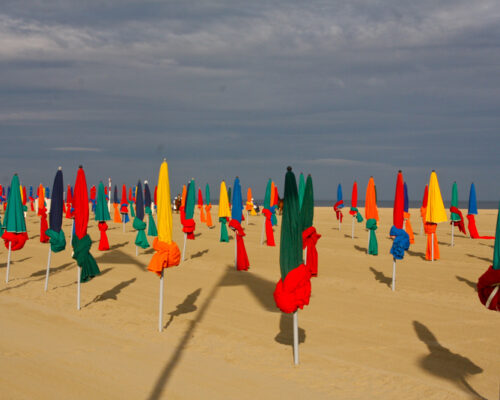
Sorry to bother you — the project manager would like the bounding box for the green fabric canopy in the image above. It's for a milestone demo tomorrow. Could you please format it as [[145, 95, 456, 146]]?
[[205, 184, 210, 205], [366, 218, 378, 255], [3, 174, 26, 233], [185, 180, 195, 219], [450, 181, 460, 221], [279, 167, 302, 281], [264, 179, 272, 209], [300, 175, 314, 231], [95, 182, 111, 222], [298, 173, 305, 210], [219, 217, 229, 242]]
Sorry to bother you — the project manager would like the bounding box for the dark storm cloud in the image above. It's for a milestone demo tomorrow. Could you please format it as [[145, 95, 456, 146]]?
[[0, 0, 499, 202]]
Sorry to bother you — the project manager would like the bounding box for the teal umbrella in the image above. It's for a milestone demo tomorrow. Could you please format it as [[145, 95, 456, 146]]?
[[134, 180, 149, 251], [300, 174, 321, 277], [2, 173, 29, 283], [144, 182, 157, 237], [181, 179, 196, 261], [273, 167, 311, 365], [298, 172, 305, 209]]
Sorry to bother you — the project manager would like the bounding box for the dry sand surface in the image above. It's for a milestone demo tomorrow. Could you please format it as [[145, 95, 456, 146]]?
[[0, 207, 499, 399]]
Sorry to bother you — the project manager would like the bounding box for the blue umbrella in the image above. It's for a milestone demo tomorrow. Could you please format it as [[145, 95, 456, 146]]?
[[45, 186, 50, 199], [231, 177, 243, 222], [404, 182, 409, 213], [144, 181, 157, 237], [113, 185, 119, 204], [45, 168, 66, 290], [337, 184, 344, 208], [468, 183, 478, 215]]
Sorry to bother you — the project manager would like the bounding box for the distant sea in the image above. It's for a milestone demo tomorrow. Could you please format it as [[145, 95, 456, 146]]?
[[249, 200, 499, 210]]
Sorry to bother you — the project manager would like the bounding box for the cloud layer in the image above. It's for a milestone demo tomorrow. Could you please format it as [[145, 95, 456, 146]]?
[[0, 1, 499, 200]]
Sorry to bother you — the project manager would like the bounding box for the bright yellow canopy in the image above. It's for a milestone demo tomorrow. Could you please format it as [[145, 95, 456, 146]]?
[[218, 181, 231, 218], [365, 176, 379, 221], [425, 170, 447, 224], [157, 160, 173, 243]]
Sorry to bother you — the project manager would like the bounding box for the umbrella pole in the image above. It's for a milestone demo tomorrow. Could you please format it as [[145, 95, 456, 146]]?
[[451, 224, 454, 247], [260, 219, 265, 245], [44, 247, 52, 291], [136, 246, 138, 256], [351, 217, 354, 239], [77, 266, 81, 310], [182, 233, 187, 261], [338, 218, 341, 232], [391, 258, 396, 291], [234, 236, 237, 270], [5, 241, 12, 283], [431, 233, 434, 261], [246, 210, 249, 226], [70, 219, 74, 243], [367, 230, 370, 254], [159, 270, 164, 332], [293, 311, 299, 365]]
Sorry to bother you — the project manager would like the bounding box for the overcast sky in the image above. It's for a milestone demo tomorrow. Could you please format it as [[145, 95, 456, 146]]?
[[0, 0, 499, 202]]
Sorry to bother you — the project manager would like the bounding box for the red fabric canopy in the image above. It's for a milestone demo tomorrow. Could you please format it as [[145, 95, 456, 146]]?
[[351, 181, 358, 209], [73, 167, 89, 240], [393, 171, 404, 229]]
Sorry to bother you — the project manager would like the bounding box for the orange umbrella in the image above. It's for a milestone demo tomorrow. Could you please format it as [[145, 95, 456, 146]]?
[[364, 177, 378, 255]]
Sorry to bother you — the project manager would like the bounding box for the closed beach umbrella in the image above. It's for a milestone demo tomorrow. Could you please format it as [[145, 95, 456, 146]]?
[[349, 181, 363, 238], [44, 167, 66, 290], [273, 167, 311, 365], [449, 181, 465, 246], [389, 171, 410, 291], [205, 183, 213, 228], [198, 188, 206, 223], [476, 202, 500, 311], [298, 172, 305, 210], [218, 181, 231, 242], [147, 160, 181, 331], [120, 184, 129, 229], [65, 185, 74, 219], [180, 179, 196, 261], [95, 181, 111, 251], [144, 181, 158, 237], [134, 180, 149, 251], [2, 173, 29, 283], [261, 178, 276, 246], [37, 184, 49, 243], [466, 183, 493, 239], [301, 174, 321, 276], [365, 177, 378, 255], [128, 187, 136, 218], [403, 182, 415, 244], [112, 185, 121, 223], [72, 166, 100, 309], [424, 170, 447, 260], [333, 183, 344, 230], [229, 177, 249, 271]]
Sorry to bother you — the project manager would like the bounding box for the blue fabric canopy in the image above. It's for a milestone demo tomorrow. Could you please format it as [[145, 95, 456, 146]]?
[[468, 182, 478, 215], [231, 177, 243, 222], [403, 182, 409, 213], [49, 169, 64, 232], [144, 182, 152, 208], [337, 184, 344, 208], [136, 181, 145, 221]]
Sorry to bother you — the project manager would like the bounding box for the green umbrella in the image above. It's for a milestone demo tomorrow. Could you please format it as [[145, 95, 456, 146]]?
[[3, 174, 28, 283], [264, 179, 272, 210], [450, 182, 460, 221], [95, 182, 111, 222], [275, 167, 310, 365], [298, 172, 305, 210], [134, 180, 149, 250], [181, 179, 196, 261], [185, 179, 196, 220], [3, 174, 27, 234], [299, 175, 313, 232]]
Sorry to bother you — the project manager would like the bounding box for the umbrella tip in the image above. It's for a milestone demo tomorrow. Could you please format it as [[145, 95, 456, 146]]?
[[287, 166, 292, 172], [163, 158, 166, 162], [79, 165, 83, 169], [58, 166, 62, 170], [398, 170, 402, 173], [144, 180, 148, 184]]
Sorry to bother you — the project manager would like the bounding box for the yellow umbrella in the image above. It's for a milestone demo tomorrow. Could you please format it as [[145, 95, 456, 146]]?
[[219, 181, 231, 242], [424, 170, 447, 261], [147, 159, 181, 331]]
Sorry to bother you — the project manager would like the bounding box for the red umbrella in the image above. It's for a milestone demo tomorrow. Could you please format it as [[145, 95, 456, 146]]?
[[198, 188, 206, 223], [349, 181, 363, 238], [65, 185, 74, 219], [393, 171, 404, 229], [72, 166, 100, 309]]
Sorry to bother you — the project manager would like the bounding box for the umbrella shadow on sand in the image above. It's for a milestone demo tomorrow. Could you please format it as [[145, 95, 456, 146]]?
[[191, 249, 209, 259], [0, 257, 32, 269], [413, 321, 485, 399], [354, 245, 367, 253], [274, 313, 306, 346], [455, 276, 477, 292], [406, 249, 426, 260], [30, 262, 73, 277], [164, 288, 202, 330], [147, 267, 278, 400], [466, 253, 491, 263], [369, 267, 392, 289], [95, 248, 146, 270], [84, 277, 137, 307]]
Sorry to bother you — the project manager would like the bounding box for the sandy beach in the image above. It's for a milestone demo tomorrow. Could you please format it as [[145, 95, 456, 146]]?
[[0, 206, 498, 399]]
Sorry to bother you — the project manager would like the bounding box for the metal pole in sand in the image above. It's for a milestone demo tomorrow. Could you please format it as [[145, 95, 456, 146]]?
[[159, 269, 164, 332], [181, 233, 187, 261], [77, 266, 81, 310], [293, 311, 299, 365], [367, 230, 370, 254], [451, 223, 454, 247], [5, 241, 12, 283], [234, 235, 237, 270], [260, 218, 265, 245], [391, 258, 396, 291], [44, 247, 52, 291], [351, 217, 355, 239]]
